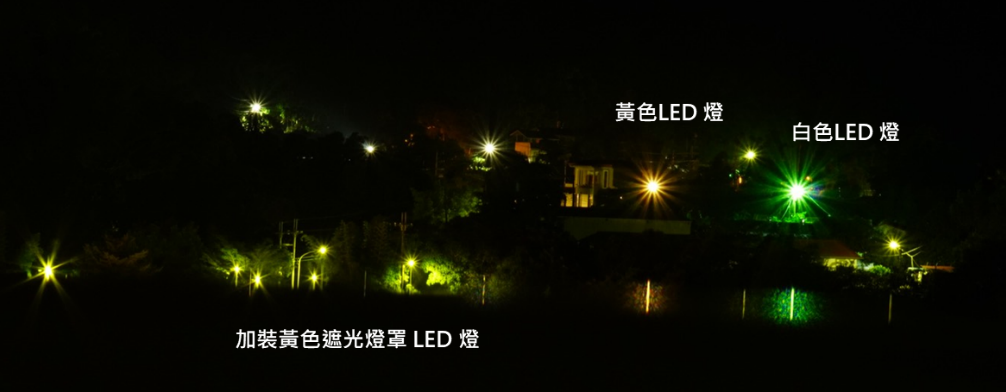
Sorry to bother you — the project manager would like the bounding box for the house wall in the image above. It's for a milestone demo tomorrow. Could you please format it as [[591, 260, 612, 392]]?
[[515, 142, 532, 158]]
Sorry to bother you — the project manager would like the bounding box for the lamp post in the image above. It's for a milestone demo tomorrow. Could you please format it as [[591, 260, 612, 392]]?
[[248, 102, 263, 132], [888, 241, 921, 269], [403, 258, 416, 295], [295, 246, 327, 289], [250, 274, 262, 297], [481, 142, 497, 201]]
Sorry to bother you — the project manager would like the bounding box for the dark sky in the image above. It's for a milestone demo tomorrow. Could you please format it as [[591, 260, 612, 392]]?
[[13, 5, 1002, 154]]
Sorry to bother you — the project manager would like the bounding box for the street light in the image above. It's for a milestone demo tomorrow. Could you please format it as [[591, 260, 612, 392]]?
[[364, 144, 375, 154], [484, 144, 496, 155], [403, 258, 416, 295], [888, 241, 900, 250], [310, 273, 319, 290], [250, 274, 262, 297], [250, 102, 262, 114], [646, 180, 660, 194], [744, 150, 756, 160], [233, 265, 242, 287], [296, 246, 328, 289], [788, 184, 807, 200]]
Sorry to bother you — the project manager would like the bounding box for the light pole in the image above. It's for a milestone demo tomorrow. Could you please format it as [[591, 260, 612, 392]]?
[[736, 150, 756, 191], [481, 142, 497, 202], [250, 274, 262, 297], [248, 102, 263, 132], [295, 246, 327, 289], [888, 241, 921, 267], [403, 258, 416, 295], [233, 265, 242, 288]]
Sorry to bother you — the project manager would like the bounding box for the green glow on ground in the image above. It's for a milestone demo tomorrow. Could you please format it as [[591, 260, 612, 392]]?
[[763, 288, 823, 325]]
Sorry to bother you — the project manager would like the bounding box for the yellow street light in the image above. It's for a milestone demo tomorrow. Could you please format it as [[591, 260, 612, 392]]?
[[744, 150, 756, 160], [233, 265, 242, 287], [889, 241, 900, 250], [403, 258, 417, 295], [646, 181, 660, 194], [364, 145, 375, 154], [250, 103, 262, 113], [296, 247, 328, 289]]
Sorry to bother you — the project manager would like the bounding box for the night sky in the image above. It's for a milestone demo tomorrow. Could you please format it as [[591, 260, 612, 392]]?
[[14, 6, 1000, 139], [11, 6, 1000, 213]]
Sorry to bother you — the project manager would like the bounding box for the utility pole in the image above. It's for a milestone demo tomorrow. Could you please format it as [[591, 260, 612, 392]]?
[[278, 222, 284, 249], [283, 219, 302, 289], [394, 212, 411, 256], [436, 149, 446, 224]]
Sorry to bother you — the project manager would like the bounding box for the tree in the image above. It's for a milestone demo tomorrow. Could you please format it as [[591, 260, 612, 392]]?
[[133, 223, 205, 275], [240, 103, 318, 134], [410, 175, 481, 226], [80, 233, 155, 278], [326, 221, 361, 285], [202, 247, 249, 283], [363, 216, 394, 265], [245, 241, 287, 287]]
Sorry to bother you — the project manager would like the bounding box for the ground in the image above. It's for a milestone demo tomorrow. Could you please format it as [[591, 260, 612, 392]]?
[[1, 275, 1002, 386]]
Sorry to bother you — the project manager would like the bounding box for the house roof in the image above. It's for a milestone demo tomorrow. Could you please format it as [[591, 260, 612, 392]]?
[[794, 239, 860, 259]]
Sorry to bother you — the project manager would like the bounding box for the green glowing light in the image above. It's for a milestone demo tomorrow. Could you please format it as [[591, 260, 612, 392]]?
[[788, 183, 807, 200], [763, 288, 822, 325]]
